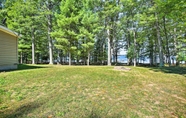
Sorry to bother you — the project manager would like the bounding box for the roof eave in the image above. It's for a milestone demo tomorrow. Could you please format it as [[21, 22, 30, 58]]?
[[0, 25, 18, 37]]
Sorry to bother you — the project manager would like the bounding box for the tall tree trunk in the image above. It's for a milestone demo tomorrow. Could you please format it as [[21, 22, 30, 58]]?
[[69, 52, 71, 66], [174, 28, 180, 66], [47, 1, 53, 65], [163, 16, 171, 66], [31, 30, 35, 64], [48, 15, 53, 64], [20, 51, 23, 64], [115, 50, 118, 64], [102, 43, 105, 65], [133, 31, 136, 67], [148, 35, 154, 66], [107, 29, 111, 66], [153, 36, 157, 66], [60, 53, 63, 65], [155, 13, 164, 67], [57, 50, 60, 65], [127, 32, 132, 65], [87, 52, 90, 66]]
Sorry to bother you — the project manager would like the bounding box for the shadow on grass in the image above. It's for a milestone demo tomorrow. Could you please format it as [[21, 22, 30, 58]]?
[[0, 64, 48, 72], [0, 100, 44, 118], [17, 64, 47, 70], [148, 66, 186, 77]]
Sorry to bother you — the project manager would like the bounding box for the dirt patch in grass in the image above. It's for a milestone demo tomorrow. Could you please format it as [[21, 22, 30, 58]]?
[[114, 66, 131, 71]]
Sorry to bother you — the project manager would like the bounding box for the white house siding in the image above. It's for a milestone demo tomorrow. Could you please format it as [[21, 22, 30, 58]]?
[[0, 30, 18, 70]]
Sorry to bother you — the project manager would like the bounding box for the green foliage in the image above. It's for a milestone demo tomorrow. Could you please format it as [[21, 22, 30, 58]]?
[[5, 0, 51, 63], [127, 44, 135, 59], [52, 0, 80, 52], [1, 0, 185, 65]]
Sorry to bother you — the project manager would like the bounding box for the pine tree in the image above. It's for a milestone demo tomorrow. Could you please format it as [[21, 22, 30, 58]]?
[[52, 0, 82, 65], [78, 0, 101, 66], [100, 0, 120, 66], [7, 0, 45, 64]]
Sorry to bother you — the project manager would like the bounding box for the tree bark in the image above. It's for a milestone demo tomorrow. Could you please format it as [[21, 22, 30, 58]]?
[[57, 50, 60, 65], [133, 31, 136, 67], [155, 12, 164, 67], [174, 28, 180, 66], [69, 52, 71, 66], [153, 38, 157, 66], [31, 29, 35, 64], [20, 52, 23, 64], [127, 32, 132, 66], [87, 52, 90, 66], [47, 0, 53, 65], [163, 16, 171, 66], [107, 29, 111, 66]]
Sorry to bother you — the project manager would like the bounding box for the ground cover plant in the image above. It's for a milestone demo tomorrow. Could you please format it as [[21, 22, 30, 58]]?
[[0, 65, 186, 118]]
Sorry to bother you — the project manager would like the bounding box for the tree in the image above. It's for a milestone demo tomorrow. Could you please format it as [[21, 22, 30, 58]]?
[[78, 0, 101, 66], [6, 0, 46, 64], [52, 0, 82, 65], [40, 0, 61, 64], [1, 0, 185, 67], [100, 0, 120, 66], [0, 0, 7, 26]]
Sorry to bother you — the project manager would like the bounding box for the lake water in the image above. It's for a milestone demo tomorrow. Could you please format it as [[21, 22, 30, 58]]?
[[116, 55, 150, 63]]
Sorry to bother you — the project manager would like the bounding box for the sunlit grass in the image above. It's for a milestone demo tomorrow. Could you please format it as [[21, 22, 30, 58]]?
[[0, 65, 186, 118]]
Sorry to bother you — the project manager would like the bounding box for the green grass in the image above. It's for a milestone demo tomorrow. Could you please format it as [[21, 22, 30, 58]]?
[[0, 65, 186, 118]]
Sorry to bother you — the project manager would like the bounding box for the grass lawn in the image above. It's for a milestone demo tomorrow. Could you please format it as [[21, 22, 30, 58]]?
[[0, 65, 186, 118]]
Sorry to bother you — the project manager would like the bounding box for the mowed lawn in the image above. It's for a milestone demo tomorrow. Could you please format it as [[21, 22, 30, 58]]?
[[0, 65, 186, 118]]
